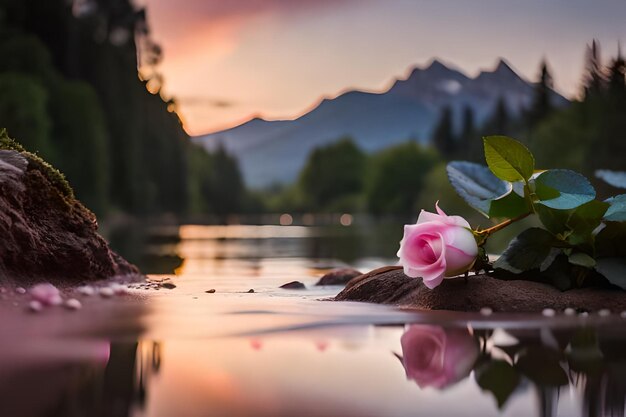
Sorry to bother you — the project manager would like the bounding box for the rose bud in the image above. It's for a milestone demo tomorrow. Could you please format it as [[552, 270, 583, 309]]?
[[399, 325, 479, 389], [397, 203, 478, 289]]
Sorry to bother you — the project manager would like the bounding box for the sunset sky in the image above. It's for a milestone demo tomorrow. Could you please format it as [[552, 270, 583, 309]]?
[[139, 0, 626, 136]]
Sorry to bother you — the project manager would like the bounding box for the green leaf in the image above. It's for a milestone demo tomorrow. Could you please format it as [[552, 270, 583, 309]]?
[[483, 136, 535, 182], [494, 228, 556, 273], [604, 194, 626, 221], [568, 252, 596, 268], [535, 169, 596, 210], [446, 161, 510, 216], [535, 204, 571, 235], [488, 189, 529, 218], [595, 258, 626, 290], [540, 248, 562, 272], [595, 170, 626, 189], [476, 360, 520, 409]]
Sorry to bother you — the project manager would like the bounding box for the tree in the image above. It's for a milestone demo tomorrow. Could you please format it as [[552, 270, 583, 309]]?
[[208, 144, 245, 216], [299, 138, 366, 211], [484, 97, 510, 136], [432, 106, 456, 158], [528, 59, 554, 126], [366, 142, 439, 215], [607, 44, 626, 95], [48, 79, 110, 215], [583, 40, 607, 99], [0, 73, 53, 158]]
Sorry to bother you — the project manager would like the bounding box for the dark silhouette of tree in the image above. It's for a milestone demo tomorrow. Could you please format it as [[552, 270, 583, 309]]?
[[299, 137, 366, 211], [208, 144, 245, 217], [528, 59, 554, 126], [483, 97, 510, 136], [607, 43, 626, 95], [366, 142, 439, 215], [432, 106, 456, 158], [583, 40, 607, 99], [0, 0, 231, 216]]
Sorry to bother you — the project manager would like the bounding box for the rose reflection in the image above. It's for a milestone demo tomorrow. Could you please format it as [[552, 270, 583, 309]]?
[[398, 325, 479, 389]]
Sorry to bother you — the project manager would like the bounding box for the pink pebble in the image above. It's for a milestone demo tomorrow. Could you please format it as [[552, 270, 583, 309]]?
[[30, 283, 63, 306], [28, 300, 43, 312], [65, 298, 82, 310], [109, 283, 128, 295], [99, 287, 114, 298]]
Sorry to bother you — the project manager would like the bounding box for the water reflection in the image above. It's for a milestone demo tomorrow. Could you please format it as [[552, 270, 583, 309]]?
[[397, 324, 626, 416], [397, 325, 479, 389], [107, 222, 402, 275], [5, 223, 626, 417]]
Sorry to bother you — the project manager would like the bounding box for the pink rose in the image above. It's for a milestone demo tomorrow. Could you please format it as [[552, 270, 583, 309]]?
[[397, 203, 478, 289], [399, 325, 479, 389]]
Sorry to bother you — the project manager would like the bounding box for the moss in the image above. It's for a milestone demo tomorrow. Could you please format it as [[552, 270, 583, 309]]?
[[0, 128, 74, 199]]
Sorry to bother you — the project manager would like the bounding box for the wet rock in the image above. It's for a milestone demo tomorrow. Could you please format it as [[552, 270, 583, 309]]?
[[160, 282, 176, 289], [247, 289, 255, 293], [335, 266, 626, 313], [315, 268, 362, 286], [0, 135, 138, 284], [205, 289, 216, 293], [280, 281, 306, 290]]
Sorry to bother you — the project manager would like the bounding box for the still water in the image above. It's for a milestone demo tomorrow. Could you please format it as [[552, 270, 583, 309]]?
[[1, 222, 625, 417]]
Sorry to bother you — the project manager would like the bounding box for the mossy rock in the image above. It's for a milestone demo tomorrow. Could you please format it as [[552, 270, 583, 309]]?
[[0, 128, 74, 200], [0, 130, 138, 283]]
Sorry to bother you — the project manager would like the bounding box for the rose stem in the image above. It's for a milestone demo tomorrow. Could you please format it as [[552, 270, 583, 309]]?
[[476, 212, 531, 237]]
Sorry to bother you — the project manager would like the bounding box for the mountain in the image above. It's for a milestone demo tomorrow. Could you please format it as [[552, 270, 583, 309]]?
[[193, 58, 568, 188]]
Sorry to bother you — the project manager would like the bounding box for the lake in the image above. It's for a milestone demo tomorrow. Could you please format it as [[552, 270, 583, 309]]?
[[1, 221, 625, 417]]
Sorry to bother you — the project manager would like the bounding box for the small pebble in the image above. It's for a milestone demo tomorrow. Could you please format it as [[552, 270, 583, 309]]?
[[110, 283, 129, 295], [160, 282, 176, 289], [564, 308, 576, 316], [280, 281, 306, 290], [99, 287, 114, 298], [205, 289, 216, 293], [598, 309, 611, 317], [15, 287, 26, 294], [479, 307, 493, 316], [620, 311, 626, 319], [77, 286, 96, 296], [65, 298, 82, 310], [247, 289, 255, 293], [30, 283, 62, 306], [28, 300, 43, 313], [0, 287, 6, 293], [542, 308, 556, 317], [579, 312, 589, 318]]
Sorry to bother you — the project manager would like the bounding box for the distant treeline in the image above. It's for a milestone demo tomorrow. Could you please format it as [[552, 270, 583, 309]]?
[[0, 0, 247, 217], [1, 0, 624, 221], [262, 42, 626, 217]]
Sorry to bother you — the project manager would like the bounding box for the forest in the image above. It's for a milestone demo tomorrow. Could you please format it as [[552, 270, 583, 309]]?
[[264, 44, 626, 219], [0, 0, 624, 221], [0, 0, 246, 217]]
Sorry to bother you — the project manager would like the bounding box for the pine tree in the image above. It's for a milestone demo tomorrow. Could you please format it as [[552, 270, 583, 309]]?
[[460, 105, 475, 140], [583, 40, 607, 99], [608, 43, 626, 95], [528, 59, 554, 126], [486, 97, 510, 135], [432, 106, 456, 158]]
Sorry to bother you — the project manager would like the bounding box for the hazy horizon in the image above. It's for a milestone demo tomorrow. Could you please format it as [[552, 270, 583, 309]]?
[[140, 0, 626, 135]]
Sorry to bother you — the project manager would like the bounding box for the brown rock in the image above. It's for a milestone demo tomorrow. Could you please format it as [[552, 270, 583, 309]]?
[[315, 268, 363, 286], [335, 266, 626, 313], [280, 281, 306, 289], [0, 149, 139, 284]]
